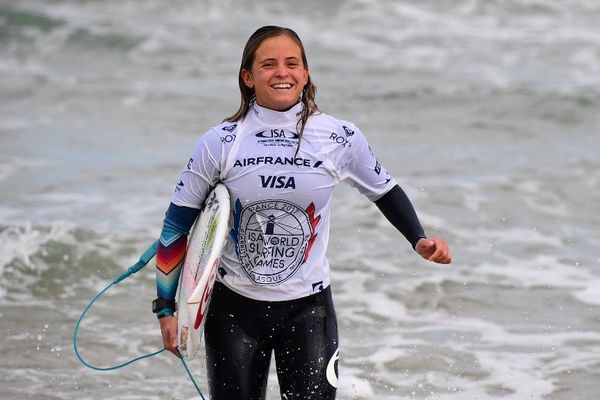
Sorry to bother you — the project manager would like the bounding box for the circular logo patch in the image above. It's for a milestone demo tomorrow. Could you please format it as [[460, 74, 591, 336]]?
[[237, 200, 311, 285]]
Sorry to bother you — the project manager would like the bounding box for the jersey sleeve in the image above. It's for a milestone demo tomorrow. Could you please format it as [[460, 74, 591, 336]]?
[[338, 123, 396, 201], [170, 128, 224, 209]]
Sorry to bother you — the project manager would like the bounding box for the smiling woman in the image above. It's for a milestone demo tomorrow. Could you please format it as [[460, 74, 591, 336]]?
[[241, 35, 308, 111], [224, 26, 318, 157], [153, 25, 451, 400]]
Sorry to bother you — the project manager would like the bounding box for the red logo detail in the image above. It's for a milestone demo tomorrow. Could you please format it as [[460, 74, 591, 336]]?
[[303, 203, 321, 263]]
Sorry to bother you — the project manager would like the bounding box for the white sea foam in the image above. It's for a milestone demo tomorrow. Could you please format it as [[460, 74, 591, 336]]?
[[474, 349, 556, 398], [0, 223, 66, 300], [0, 222, 72, 272], [477, 257, 592, 289]]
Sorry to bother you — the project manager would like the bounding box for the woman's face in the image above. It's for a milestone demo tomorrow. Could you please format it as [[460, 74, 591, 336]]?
[[242, 35, 308, 111]]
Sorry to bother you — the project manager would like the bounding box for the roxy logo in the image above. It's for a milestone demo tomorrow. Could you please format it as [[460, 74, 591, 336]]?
[[260, 175, 296, 189], [221, 133, 236, 143], [329, 132, 352, 148]]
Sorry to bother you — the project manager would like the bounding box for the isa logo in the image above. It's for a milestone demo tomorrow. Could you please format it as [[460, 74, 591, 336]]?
[[233, 200, 320, 286]]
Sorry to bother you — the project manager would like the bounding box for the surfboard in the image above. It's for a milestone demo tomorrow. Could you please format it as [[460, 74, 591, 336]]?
[[177, 184, 230, 359]]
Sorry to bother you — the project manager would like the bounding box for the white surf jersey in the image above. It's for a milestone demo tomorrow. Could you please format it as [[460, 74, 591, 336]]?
[[171, 102, 396, 301]]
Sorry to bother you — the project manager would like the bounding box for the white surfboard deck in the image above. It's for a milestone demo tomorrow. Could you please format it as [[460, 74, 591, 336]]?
[[177, 184, 230, 359]]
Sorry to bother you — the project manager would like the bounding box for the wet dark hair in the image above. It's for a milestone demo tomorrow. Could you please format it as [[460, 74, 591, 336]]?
[[224, 25, 319, 154]]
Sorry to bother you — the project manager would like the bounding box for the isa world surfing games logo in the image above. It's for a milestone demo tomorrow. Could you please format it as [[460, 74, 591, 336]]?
[[231, 199, 320, 285]]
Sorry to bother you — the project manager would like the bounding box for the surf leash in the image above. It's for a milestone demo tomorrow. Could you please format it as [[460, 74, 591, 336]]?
[[72, 239, 206, 400]]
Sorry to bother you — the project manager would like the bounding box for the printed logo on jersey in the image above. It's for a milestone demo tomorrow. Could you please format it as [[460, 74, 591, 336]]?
[[255, 129, 299, 148], [187, 158, 193, 170], [312, 281, 324, 292], [369, 146, 390, 181], [329, 132, 352, 148], [342, 125, 355, 137], [221, 133, 236, 143], [231, 199, 321, 286], [220, 125, 237, 143], [175, 179, 184, 192], [233, 156, 323, 169], [256, 129, 299, 139], [374, 159, 381, 175], [222, 124, 237, 132], [260, 175, 296, 189], [375, 160, 392, 183]]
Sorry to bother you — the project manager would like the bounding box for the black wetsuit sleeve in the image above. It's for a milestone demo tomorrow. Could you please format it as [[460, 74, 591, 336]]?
[[374, 184, 426, 249]]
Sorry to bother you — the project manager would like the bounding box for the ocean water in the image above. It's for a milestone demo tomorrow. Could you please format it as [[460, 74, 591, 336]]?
[[1, 0, 599, 399]]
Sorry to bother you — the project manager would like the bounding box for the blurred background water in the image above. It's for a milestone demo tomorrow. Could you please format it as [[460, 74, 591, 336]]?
[[1, 0, 599, 399]]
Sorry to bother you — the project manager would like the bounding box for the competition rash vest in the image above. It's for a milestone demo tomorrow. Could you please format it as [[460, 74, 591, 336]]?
[[171, 101, 396, 301]]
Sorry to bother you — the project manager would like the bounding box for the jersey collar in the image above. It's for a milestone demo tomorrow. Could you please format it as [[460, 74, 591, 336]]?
[[251, 101, 303, 126]]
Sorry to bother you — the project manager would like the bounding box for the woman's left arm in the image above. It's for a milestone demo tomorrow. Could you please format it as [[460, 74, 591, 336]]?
[[374, 185, 451, 264], [338, 122, 451, 264]]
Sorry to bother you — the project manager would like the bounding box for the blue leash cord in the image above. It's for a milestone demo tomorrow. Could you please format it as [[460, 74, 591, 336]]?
[[73, 240, 206, 400]]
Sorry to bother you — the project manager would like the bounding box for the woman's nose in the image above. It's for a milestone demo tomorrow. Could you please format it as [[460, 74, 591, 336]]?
[[274, 65, 289, 77]]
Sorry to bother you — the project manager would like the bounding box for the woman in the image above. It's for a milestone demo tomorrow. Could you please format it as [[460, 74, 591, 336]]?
[[154, 25, 451, 400]]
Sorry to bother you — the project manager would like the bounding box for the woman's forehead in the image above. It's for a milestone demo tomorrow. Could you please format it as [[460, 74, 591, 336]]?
[[254, 35, 302, 60]]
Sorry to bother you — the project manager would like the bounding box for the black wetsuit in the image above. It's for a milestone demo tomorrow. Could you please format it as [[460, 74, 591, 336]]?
[[205, 282, 339, 400]]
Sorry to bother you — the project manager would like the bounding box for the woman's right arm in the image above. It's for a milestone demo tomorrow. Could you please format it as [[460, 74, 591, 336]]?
[[154, 129, 224, 355], [156, 204, 200, 355]]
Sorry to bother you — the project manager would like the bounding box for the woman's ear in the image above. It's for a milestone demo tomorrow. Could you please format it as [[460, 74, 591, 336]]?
[[241, 69, 254, 88]]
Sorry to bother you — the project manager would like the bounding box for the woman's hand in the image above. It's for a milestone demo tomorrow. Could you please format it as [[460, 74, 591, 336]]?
[[415, 237, 452, 264], [159, 316, 180, 357]]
